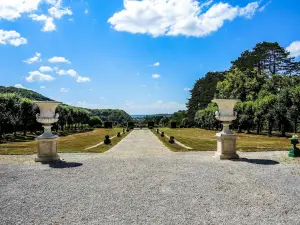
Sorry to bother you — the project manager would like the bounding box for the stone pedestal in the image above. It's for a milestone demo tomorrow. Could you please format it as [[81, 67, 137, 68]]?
[[35, 136, 60, 162], [215, 133, 239, 160]]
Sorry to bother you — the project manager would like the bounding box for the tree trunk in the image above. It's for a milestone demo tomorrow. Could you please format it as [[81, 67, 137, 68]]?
[[23, 124, 27, 136], [268, 120, 273, 136], [256, 121, 260, 134], [281, 124, 286, 137], [294, 119, 297, 134]]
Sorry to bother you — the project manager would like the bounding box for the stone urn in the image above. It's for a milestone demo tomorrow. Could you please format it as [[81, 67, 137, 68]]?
[[34, 101, 61, 162], [212, 99, 241, 159]]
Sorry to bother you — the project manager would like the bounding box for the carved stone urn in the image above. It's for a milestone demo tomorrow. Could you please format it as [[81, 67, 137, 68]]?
[[212, 99, 241, 160], [34, 101, 61, 162]]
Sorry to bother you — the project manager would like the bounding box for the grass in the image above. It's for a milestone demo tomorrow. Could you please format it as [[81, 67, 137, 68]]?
[[159, 128, 291, 152], [0, 128, 126, 155], [152, 130, 189, 152]]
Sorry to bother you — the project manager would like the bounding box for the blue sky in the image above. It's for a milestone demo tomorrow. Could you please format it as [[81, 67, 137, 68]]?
[[0, 0, 300, 114]]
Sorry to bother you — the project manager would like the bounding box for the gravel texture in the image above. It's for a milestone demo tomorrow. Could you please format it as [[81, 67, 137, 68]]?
[[1, 129, 300, 225]]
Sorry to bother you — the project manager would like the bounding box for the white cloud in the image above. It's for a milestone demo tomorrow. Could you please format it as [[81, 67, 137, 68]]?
[[184, 87, 191, 91], [77, 76, 91, 83], [39, 66, 53, 72], [0, 30, 27, 46], [123, 100, 186, 114], [141, 84, 147, 87], [60, 87, 70, 93], [152, 74, 160, 79], [49, 56, 71, 64], [0, 0, 42, 20], [23, 52, 41, 64], [286, 41, 300, 58], [259, 0, 272, 12], [84, 9, 89, 14], [48, 0, 72, 19], [53, 67, 59, 71], [14, 84, 30, 90], [56, 69, 67, 75], [56, 69, 77, 77], [26, 71, 55, 82], [29, 14, 56, 32], [66, 69, 78, 77], [153, 62, 160, 67], [108, 0, 260, 37], [40, 86, 46, 89]]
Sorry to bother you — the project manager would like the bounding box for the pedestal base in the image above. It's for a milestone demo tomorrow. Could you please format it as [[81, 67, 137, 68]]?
[[35, 137, 60, 162], [214, 133, 239, 160]]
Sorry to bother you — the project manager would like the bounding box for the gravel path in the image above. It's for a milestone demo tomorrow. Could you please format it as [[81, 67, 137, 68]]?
[[1, 130, 300, 225]]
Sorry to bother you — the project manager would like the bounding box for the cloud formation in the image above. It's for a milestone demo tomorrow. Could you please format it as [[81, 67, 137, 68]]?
[[0, 30, 27, 46], [286, 41, 300, 58], [49, 56, 71, 64], [24, 52, 41, 64], [26, 71, 55, 82], [108, 0, 260, 37]]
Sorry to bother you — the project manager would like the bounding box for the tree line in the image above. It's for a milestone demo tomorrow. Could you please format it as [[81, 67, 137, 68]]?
[[0, 88, 133, 138], [187, 42, 300, 136]]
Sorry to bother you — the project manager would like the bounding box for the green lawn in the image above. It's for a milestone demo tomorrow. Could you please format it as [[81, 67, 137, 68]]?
[[0, 128, 127, 155], [159, 128, 290, 152]]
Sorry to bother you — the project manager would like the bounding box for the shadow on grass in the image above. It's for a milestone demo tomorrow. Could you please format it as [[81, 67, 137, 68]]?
[[231, 158, 280, 165], [42, 160, 83, 169]]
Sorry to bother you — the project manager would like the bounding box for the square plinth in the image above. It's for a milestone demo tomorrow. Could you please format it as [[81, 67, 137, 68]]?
[[35, 138, 60, 162], [214, 133, 239, 160]]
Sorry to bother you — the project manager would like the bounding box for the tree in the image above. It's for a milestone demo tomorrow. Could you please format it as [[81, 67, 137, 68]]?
[[89, 116, 102, 127], [20, 98, 34, 136], [187, 71, 225, 121]]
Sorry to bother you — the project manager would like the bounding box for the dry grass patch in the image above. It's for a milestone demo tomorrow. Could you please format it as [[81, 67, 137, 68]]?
[[160, 128, 290, 152], [0, 128, 124, 155]]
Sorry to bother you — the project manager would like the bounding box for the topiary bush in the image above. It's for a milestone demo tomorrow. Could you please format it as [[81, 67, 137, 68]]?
[[117, 132, 121, 137], [156, 129, 159, 133], [169, 136, 175, 144], [161, 132, 165, 137], [149, 126, 153, 129], [104, 135, 111, 145], [88, 116, 102, 127], [148, 121, 155, 128], [170, 121, 177, 129], [127, 121, 135, 129], [104, 121, 113, 129]]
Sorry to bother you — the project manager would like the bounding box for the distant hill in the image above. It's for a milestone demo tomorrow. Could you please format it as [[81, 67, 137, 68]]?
[[131, 114, 173, 119], [0, 86, 132, 123], [0, 86, 52, 101]]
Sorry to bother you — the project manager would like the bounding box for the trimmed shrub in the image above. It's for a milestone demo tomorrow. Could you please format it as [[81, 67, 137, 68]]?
[[117, 132, 121, 137], [169, 136, 175, 144], [149, 126, 153, 129], [104, 121, 113, 128], [161, 132, 165, 137], [170, 121, 177, 129], [148, 121, 155, 128], [88, 116, 102, 127], [104, 135, 111, 145], [127, 121, 135, 129], [156, 129, 159, 133]]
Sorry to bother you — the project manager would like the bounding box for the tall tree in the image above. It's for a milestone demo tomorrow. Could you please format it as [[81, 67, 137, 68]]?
[[187, 71, 225, 121]]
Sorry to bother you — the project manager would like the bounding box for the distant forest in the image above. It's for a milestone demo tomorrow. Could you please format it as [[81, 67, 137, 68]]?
[[0, 86, 132, 137]]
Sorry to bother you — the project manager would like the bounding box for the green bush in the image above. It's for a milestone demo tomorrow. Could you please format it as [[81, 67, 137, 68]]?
[[127, 121, 135, 129], [104, 121, 113, 128], [171, 121, 177, 129], [148, 121, 155, 128], [169, 136, 175, 144], [88, 116, 102, 127], [104, 135, 111, 145]]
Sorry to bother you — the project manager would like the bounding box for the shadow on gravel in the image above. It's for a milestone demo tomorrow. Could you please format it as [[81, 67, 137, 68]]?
[[42, 160, 83, 169], [231, 158, 280, 165]]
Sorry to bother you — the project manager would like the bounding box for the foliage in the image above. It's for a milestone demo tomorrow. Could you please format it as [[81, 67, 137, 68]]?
[[104, 135, 111, 145], [0, 86, 52, 101], [89, 116, 102, 127], [104, 121, 113, 129], [186, 72, 225, 121], [190, 41, 300, 136], [170, 121, 177, 129]]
